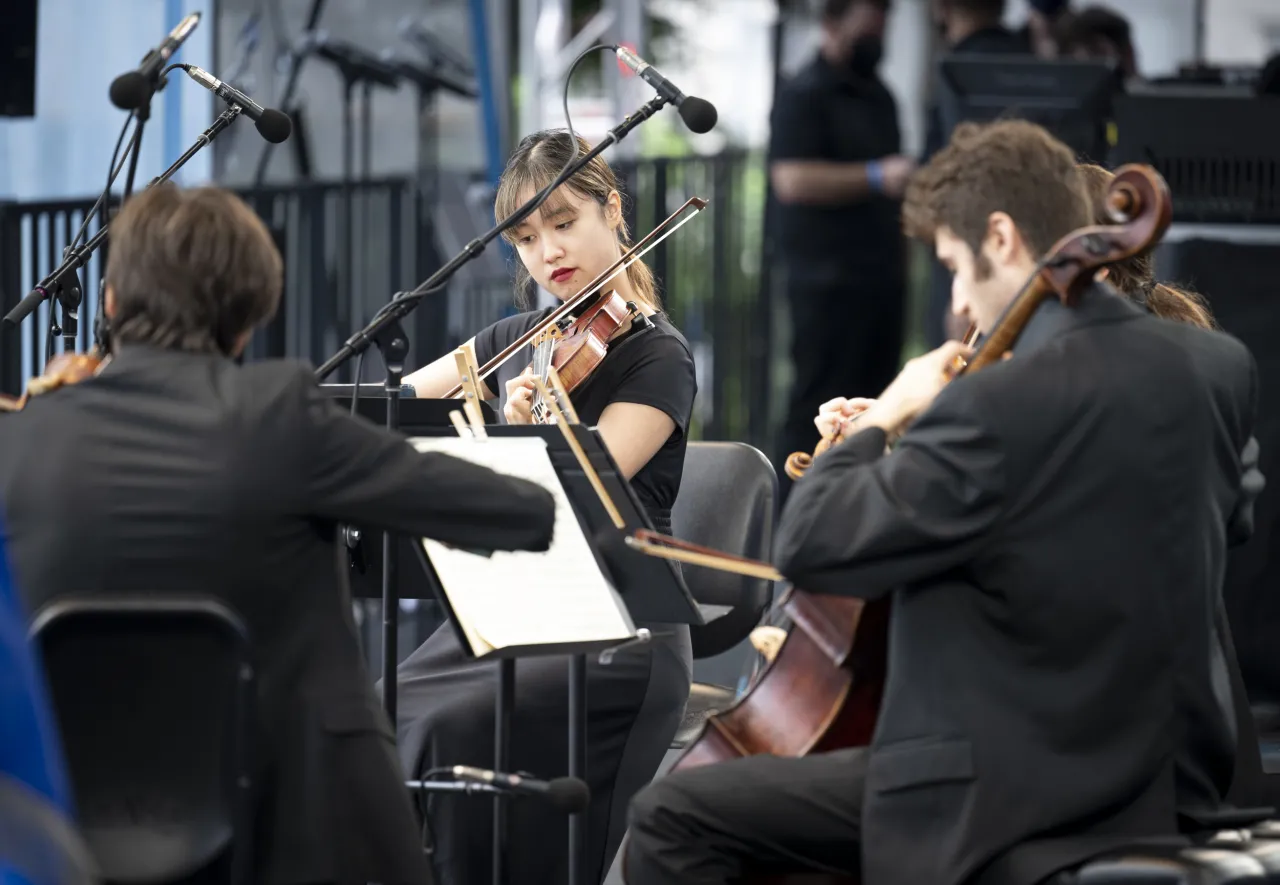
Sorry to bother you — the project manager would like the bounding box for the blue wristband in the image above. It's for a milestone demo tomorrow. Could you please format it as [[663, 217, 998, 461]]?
[[865, 159, 884, 193]]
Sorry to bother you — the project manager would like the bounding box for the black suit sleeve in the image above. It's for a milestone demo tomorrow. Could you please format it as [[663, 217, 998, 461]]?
[[293, 370, 555, 552], [1228, 353, 1264, 547], [774, 385, 1006, 598], [1229, 437, 1265, 547]]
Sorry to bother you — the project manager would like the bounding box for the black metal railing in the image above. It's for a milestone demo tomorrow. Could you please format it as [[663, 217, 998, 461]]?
[[0, 150, 776, 449]]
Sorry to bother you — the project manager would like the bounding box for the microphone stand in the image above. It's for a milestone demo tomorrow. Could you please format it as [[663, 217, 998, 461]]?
[[312, 92, 672, 729], [3, 107, 246, 334]]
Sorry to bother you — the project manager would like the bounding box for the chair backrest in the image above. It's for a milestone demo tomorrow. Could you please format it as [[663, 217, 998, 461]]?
[[671, 442, 778, 659], [0, 773, 99, 885], [29, 596, 255, 884]]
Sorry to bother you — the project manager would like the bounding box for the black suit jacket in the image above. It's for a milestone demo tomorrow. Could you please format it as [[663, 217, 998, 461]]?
[[775, 286, 1259, 885], [0, 346, 556, 885]]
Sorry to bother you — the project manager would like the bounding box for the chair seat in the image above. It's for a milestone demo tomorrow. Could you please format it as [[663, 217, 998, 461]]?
[[670, 682, 737, 749]]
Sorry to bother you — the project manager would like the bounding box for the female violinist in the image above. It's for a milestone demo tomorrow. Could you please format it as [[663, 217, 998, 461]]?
[[395, 129, 698, 885]]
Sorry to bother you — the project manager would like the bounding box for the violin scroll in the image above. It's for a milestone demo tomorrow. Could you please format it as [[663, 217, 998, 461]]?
[[957, 163, 1171, 377]]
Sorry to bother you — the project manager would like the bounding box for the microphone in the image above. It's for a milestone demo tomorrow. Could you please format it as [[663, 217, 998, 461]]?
[[110, 12, 201, 110], [613, 45, 718, 134], [178, 65, 293, 144], [450, 766, 590, 813]]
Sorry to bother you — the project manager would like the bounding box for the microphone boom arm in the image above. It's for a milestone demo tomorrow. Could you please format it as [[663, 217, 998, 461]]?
[[312, 92, 675, 381], [2, 107, 245, 331]]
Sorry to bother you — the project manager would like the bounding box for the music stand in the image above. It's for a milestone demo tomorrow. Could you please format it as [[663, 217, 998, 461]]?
[[405, 424, 702, 885]]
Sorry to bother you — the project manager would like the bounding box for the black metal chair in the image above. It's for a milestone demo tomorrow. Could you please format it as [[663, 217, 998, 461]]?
[[668, 441, 779, 749], [30, 596, 256, 885], [0, 772, 99, 885]]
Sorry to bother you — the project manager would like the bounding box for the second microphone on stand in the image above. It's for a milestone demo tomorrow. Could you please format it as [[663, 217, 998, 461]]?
[[177, 64, 293, 144]]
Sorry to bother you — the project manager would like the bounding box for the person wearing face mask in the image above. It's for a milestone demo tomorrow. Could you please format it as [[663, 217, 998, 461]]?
[[767, 0, 913, 500], [920, 0, 1032, 349]]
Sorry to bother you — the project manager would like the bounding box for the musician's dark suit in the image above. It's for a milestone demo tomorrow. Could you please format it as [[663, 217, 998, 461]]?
[[0, 345, 557, 885], [625, 285, 1262, 885]]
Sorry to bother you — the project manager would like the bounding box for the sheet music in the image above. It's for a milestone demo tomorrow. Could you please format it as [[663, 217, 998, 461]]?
[[408, 435, 635, 654]]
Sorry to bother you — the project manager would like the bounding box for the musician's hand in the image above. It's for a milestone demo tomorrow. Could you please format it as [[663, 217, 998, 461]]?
[[504, 366, 537, 425], [815, 397, 877, 438], [860, 340, 974, 437]]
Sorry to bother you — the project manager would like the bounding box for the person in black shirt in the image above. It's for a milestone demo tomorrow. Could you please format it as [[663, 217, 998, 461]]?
[[397, 129, 697, 885], [768, 0, 913, 498]]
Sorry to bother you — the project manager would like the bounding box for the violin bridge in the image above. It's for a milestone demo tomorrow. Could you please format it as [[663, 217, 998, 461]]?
[[452, 345, 488, 436], [546, 367, 580, 425]]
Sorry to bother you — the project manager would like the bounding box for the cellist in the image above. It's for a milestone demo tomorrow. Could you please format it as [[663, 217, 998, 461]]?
[[395, 129, 698, 885], [624, 119, 1261, 885]]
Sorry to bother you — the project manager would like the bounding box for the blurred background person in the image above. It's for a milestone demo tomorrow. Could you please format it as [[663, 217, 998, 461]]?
[[767, 0, 913, 498], [1056, 5, 1141, 85]]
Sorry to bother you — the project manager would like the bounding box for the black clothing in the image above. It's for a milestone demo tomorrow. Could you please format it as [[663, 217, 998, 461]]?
[[768, 54, 907, 491], [768, 55, 903, 270], [0, 346, 556, 885], [392, 308, 697, 885], [473, 307, 696, 533], [626, 288, 1260, 885], [776, 270, 903, 495]]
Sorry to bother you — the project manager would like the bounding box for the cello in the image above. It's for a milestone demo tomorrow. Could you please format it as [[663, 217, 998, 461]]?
[[618, 163, 1172, 882]]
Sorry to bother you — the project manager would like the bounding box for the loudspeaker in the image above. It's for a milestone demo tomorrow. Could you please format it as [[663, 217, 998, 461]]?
[[0, 0, 37, 117]]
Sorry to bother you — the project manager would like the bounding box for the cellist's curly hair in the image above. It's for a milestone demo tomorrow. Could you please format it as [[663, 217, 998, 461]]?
[[903, 119, 1092, 263], [1076, 163, 1215, 329]]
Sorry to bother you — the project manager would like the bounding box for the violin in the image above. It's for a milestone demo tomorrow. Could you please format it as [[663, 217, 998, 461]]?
[[0, 351, 107, 413], [527, 290, 650, 424], [783, 163, 1172, 484], [647, 164, 1172, 867], [441, 196, 708, 406]]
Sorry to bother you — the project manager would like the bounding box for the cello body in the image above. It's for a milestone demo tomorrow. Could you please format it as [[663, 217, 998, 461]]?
[[671, 591, 890, 771]]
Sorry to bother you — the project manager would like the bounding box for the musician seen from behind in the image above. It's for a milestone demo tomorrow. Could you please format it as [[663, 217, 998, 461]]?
[[397, 129, 697, 885], [0, 183, 558, 885], [623, 119, 1261, 885]]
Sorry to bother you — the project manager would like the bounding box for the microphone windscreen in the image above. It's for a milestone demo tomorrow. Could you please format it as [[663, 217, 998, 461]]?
[[679, 96, 718, 134], [547, 777, 591, 813], [109, 72, 149, 111], [255, 109, 293, 144]]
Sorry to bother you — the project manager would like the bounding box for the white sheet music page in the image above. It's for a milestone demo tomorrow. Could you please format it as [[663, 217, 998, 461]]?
[[408, 435, 634, 654]]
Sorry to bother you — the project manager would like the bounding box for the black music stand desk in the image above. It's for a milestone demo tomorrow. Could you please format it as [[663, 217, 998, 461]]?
[[405, 424, 702, 885]]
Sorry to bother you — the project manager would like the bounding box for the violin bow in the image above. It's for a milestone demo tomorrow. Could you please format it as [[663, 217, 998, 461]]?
[[442, 196, 709, 399], [529, 373, 783, 583]]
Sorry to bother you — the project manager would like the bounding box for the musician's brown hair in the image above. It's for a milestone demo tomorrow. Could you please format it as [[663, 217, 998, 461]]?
[[104, 183, 282, 355], [1077, 163, 1215, 329], [494, 129, 660, 311], [903, 119, 1092, 270]]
